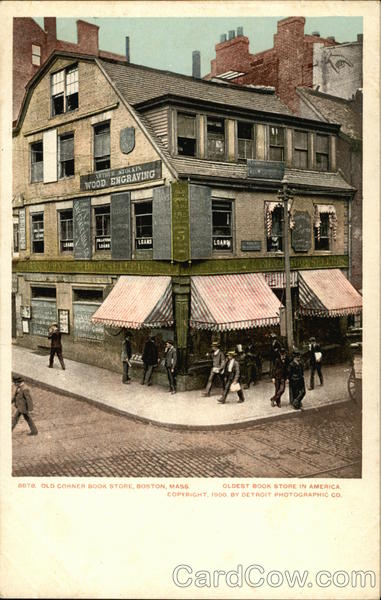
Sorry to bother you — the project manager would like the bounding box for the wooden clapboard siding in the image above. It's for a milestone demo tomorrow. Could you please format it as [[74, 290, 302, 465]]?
[[143, 107, 169, 148]]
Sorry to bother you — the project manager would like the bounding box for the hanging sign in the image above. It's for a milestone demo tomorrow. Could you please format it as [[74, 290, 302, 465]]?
[[291, 211, 311, 252]]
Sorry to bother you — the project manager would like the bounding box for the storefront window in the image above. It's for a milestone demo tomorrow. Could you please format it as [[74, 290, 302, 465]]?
[[59, 209, 73, 252], [95, 205, 111, 251], [31, 213, 44, 253], [314, 212, 331, 250], [135, 201, 153, 249], [212, 199, 233, 251]]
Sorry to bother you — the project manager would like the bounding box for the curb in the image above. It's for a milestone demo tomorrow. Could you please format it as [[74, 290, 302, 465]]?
[[12, 371, 352, 432]]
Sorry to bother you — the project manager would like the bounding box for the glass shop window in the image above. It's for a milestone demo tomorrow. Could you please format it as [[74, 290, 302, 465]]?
[[212, 199, 232, 251], [95, 205, 111, 251], [135, 201, 153, 249]]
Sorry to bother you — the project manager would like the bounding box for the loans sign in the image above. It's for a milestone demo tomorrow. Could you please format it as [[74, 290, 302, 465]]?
[[80, 161, 162, 191]]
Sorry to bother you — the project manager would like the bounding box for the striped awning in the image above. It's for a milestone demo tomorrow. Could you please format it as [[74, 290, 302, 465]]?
[[190, 273, 283, 331], [298, 269, 362, 317], [91, 276, 173, 329]]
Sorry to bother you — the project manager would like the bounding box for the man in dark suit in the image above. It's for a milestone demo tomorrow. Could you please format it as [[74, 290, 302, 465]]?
[[164, 340, 177, 394], [203, 341, 225, 397], [288, 349, 306, 410], [270, 347, 289, 408], [48, 322, 65, 369], [308, 336, 324, 390], [12, 375, 38, 435], [141, 335, 159, 386], [121, 331, 132, 384], [218, 350, 245, 404], [269, 333, 281, 377]]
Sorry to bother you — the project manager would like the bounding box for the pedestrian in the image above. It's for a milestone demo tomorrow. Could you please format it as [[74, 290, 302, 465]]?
[[141, 335, 159, 386], [218, 349, 245, 404], [11, 375, 38, 436], [121, 330, 132, 384], [202, 341, 225, 397], [236, 344, 248, 388], [288, 349, 306, 410], [270, 347, 289, 408], [308, 336, 324, 390], [48, 322, 65, 369], [245, 339, 260, 388], [164, 339, 177, 394], [269, 332, 281, 377]]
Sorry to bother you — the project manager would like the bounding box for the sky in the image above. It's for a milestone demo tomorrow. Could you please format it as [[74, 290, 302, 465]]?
[[34, 16, 363, 77]]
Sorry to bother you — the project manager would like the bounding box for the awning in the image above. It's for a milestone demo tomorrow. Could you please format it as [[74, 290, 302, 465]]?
[[298, 269, 362, 317], [190, 273, 283, 331], [91, 276, 173, 329]]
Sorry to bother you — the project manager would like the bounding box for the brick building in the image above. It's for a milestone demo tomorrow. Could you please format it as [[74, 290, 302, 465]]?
[[206, 17, 362, 114], [12, 51, 362, 388], [13, 17, 125, 122]]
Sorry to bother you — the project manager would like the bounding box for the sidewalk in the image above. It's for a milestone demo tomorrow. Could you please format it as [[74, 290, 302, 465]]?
[[12, 345, 352, 430]]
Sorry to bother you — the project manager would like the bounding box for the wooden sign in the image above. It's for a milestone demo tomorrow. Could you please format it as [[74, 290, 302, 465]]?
[[241, 240, 262, 252], [247, 159, 285, 180], [291, 211, 311, 252], [73, 198, 92, 260], [80, 161, 162, 191]]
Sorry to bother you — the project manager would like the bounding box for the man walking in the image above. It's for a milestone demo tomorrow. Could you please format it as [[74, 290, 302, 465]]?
[[12, 375, 38, 436], [121, 331, 132, 384], [164, 340, 177, 394], [48, 322, 65, 369], [270, 347, 289, 408], [218, 350, 245, 404], [269, 333, 281, 377], [288, 349, 306, 410], [203, 341, 225, 396], [141, 335, 159, 386], [308, 336, 323, 390]]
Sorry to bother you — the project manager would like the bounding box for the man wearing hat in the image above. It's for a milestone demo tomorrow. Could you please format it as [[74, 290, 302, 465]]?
[[121, 330, 132, 384], [308, 337, 323, 390], [141, 335, 159, 386], [288, 349, 306, 410], [48, 322, 65, 369], [164, 340, 177, 394], [12, 375, 38, 435], [202, 341, 225, 397], [218, 350, 245, 404], [269, 333, 281, 378], [270, 347, 289, 408]]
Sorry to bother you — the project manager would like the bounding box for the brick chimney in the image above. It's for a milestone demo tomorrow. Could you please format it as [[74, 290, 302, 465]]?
[[274, 17, 306, 112], [77, 20, 99, 55], [44, 17, 57, 39], [213, 32, 251, 76]]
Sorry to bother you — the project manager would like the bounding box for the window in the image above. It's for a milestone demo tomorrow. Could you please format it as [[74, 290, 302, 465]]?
[[212, 199, 232, 251], [30, 141, 43, 182], [51, 64, 78, 116], [316, 134, 329, 171], [237, 121, 255, 161], [294, 131, 308, 169], [32, 44, 41, 66], [31, 213, 44, 253], [73, 288, 103, 303], [135, 201, 153, 249], [266, 205, 283, 252], [59, 209, 73, 252], [31, 286, 56, 299], [94, 122, 110, 171], [177, 113, 196, 156], [59, 133, 74, 178], [13, 222, 19, 253], [269, 126, 284, 161], [207, 117, 225, 161], [314, 212, 331, 250], [95, 206, 111, 251]]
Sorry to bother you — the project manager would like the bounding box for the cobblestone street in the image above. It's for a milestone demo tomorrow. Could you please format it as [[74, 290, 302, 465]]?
[[12, 384, 362, 478]]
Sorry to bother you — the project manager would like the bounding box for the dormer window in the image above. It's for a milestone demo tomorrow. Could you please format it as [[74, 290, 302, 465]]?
[[207, 117, 225, 161], [269, 126, 284, 161], [51, 65, 78, 116], [237, 121, 255, 161], [316, 134, 330, 171], [177, 113, 196, 157]]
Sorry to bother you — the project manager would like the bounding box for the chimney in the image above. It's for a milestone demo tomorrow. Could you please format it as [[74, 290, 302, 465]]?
[[228, 30, 236, 40], [125, 36, 130, 63], [312, 31, 320, 37], [77, 20, 99, 55], [327, 36, 336, 42], [192, 50, 201, 78], [44, 17, 57, 39], [220, 33, 227, 43], [357, 33, 363, 43], [237, 26, 244, 36]]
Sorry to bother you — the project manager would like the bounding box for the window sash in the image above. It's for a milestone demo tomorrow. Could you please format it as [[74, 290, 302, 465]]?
[[177, 114, 196, 138], [238, 138, 255, 160], [294, 149, 308, 169], [59, 135, 74, 161], [316, 134, 329, 153], [212, 200, 232, 250]]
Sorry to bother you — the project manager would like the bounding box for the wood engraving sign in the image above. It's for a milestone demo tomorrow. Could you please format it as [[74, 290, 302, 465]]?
[[80, 161, 162, 191], [291, 211, 311, 252]]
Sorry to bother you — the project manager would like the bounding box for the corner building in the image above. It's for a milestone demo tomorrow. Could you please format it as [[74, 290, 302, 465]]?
[[12, 52, 362, 389]]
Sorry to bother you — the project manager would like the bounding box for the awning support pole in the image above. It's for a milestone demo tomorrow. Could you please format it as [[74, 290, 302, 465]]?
[[280, 176, 294, 353]]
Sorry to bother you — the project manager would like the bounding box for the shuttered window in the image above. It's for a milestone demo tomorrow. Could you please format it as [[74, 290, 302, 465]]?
[[94, 122, 111, 171], [30, 141, 43, 182], [59, 133, 74, 178]]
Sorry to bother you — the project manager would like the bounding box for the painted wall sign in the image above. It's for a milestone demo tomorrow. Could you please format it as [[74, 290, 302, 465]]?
[[247, 159, 285, 180], [73, 198, 92, 260], [120, 127, 135, 154], [241, 240, 262, 252], [19, 208, 26, 250], [30, 299, 57, 337], [58, 309, 70, 334], [80, 161, 162, 191], [291, 211, 312, 252]]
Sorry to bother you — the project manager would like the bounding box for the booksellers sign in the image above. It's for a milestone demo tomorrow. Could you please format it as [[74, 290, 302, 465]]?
[[80, 161, 162, 191]]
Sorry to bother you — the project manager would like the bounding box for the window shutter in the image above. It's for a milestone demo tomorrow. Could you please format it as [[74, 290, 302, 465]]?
[[73, 197, 92, 259], [152, 186, 172, 260], [43, 129, 57, 183], [111, 192, 131, 259], [189, 184, 212, 259]]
